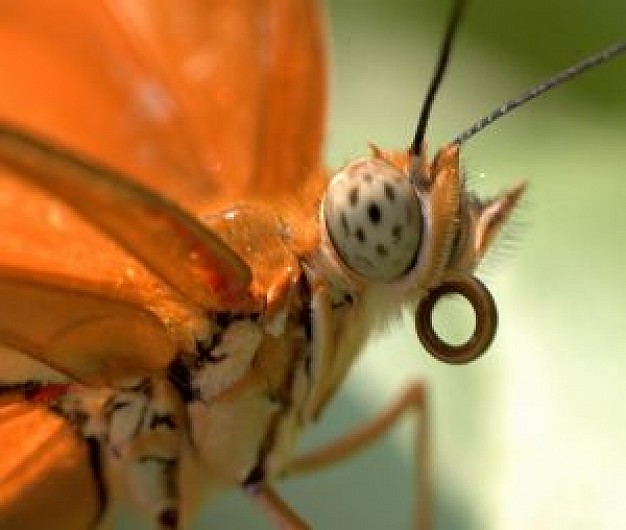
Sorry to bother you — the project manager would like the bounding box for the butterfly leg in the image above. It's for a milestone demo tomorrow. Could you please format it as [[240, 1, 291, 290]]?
[[244, 483, 310, 530], [285, 382, 431, 530], [107, 378, 185, 530], [123, 453, 181, 529]]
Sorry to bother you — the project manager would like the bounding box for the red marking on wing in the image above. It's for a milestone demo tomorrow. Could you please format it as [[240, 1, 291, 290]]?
[[30, 384, 70, 405]]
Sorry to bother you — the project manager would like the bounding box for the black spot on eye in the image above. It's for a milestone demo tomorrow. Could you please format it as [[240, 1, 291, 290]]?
[[349, 187, 359, 206], [362, 172, 373, 183], [392, 224, 403, 243], [384, 183, 396, 202], [355, 227, 366, 243], [368, 203, 381, 224], [340, 212, 350, 235], [376, 244, 388, 257]]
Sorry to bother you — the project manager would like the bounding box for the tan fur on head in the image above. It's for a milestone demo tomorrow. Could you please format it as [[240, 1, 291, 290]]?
[[313, 141, 526, 367]]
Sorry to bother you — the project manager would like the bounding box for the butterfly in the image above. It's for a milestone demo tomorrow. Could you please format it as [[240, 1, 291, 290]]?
[[0, 1, 624, 529]]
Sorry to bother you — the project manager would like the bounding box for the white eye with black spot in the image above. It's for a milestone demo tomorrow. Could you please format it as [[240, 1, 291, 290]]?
[[322, 158, 422, 281]]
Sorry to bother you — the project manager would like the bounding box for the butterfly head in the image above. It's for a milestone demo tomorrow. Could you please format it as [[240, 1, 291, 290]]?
[[319, 142, 524, 364], [317, 0, 621, 364]]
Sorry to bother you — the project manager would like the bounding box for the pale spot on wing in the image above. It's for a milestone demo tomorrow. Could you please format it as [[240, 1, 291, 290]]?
[[182, 50, 217, 82], [136, 78, 175, 123], [46, 207, 65, 230]]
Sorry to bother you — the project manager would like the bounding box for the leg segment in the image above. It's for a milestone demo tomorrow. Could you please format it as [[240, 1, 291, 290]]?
[[125, 454, 180, 529], [285, 382, 431, 530], [245, 483, 310, 530], [112, 379, 185, 530]]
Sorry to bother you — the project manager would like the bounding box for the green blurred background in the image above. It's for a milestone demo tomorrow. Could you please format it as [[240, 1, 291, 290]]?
[[194, 1, 626, 528]]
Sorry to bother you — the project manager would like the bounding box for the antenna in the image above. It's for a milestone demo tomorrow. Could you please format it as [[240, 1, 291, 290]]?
[[452, 41, 626, 146], [409, 0, 468, 158]]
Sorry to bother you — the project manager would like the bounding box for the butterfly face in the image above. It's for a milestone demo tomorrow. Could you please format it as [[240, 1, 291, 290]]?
[[317, 140, 524, 364]]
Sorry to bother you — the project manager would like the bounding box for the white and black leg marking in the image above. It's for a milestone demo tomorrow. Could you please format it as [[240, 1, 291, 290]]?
[[106, 378, 185, 530], [54, 377, 185, 529], [103, 378, 153, 457], [191, 313, 264, 402], [84, 435, 109, 528], [126, 455, 179, 529]]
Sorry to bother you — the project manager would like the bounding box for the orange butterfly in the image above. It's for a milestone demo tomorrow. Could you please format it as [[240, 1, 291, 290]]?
[[0, 1, 623, 529]]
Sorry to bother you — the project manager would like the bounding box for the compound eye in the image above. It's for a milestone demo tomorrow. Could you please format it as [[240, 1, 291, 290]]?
[[323, 159, 422, 281], [415, 274, 497, 364]]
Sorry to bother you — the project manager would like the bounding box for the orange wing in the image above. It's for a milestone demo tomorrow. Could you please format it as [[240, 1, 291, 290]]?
[[103, 0, 327, 207], [0, 0, 326, 212], [0, 401, 100, 530], [0, 0, 327, 374], [0, 123, 253, 311], [0, 269, 176, 385]]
